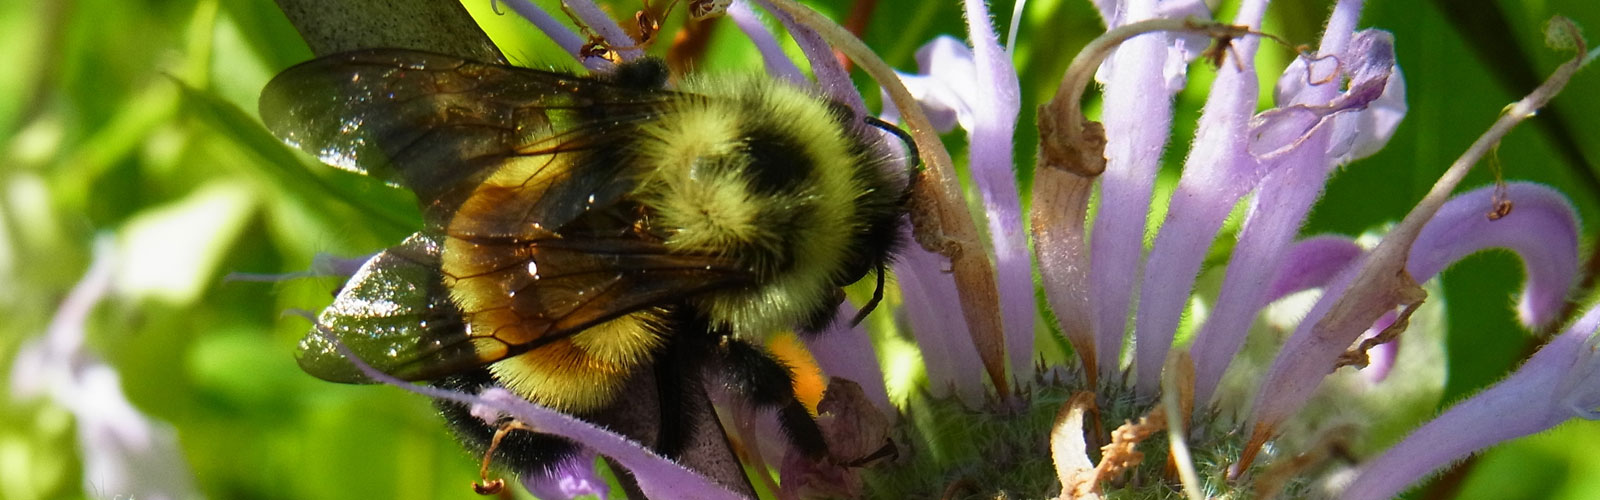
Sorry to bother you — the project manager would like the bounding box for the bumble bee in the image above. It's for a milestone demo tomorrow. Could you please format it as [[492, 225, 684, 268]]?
[[259, 49, 907, 485]]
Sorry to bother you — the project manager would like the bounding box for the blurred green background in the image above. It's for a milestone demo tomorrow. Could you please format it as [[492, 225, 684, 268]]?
[[2, 0, 1599, 499]]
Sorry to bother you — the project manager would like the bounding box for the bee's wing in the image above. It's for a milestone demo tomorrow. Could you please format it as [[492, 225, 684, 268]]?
[[295, 232, 479, 383], [300, 230, 754, 383], [258, 48, 671, 210]]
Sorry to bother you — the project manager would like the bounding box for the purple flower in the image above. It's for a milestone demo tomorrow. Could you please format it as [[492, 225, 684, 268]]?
[[888, 0, 1595, 497]]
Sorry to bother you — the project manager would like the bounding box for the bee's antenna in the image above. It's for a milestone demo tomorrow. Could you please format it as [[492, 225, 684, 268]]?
[[863, 115, 921, 184], [849, 260, 887, 327]]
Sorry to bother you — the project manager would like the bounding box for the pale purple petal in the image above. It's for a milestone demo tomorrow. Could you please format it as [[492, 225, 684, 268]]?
[[1341, 303, 1600, 500], [1271, 54, 1341, 106], [1358, 312, 1400, 383], [1191, 234, 1363, 404], [881, 76, 960, 133], [1253, 12, 1600, 462], [1241, 251, 1374, 458], [1186, 0, 1373, 405], [1089, 0, 1117, 26], [894, 239, 986, 406], [1187, 167, 1342, 406], [1153, 1, 1214, 93], [1266, 236, 1365, 304], [1318, 0, 1367, 63], [803, 302, 893, 415], [559, 0, 643, 62], [1130, 0, 1267, 395], [1089, 0, 1209, 35], [1158, 0, 1213, 67], [7, 340, 51, 399], [748, 0, 865, 112], [1408, 182, 1578, 329], [10, 237, 199, 500], [521, 450, 610, 500], [1250, 31, 1398, 160], [224, 251, 374, 283], [1089, 0, 1178, 381], [476, 389, 744, 500], [914, 37, 979, 127], [1362, 339, 1399, 383], [873, 33, 1002, 402], [880, 37, 974, 133], [1160, 35, 1195, 92], [73, 365, 200, 500], [1329, 67, 1407, 164], [1092, 0, 1207, 93], [712, 387, 793, 474], [498, 0, 588, 62], [14, 237, 118, 399], [329, 339, 745, 500], [726, 1, 806, 84], [960, 0, 1032, 378]]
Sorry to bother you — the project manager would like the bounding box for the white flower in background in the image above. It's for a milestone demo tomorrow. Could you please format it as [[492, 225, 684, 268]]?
[[10, 237, 202, 500]]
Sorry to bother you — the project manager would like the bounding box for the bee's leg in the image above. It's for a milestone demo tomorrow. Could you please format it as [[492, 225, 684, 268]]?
[[651, 332, 701, 458], [647, 326, 758, 497], [715, 338, 830, 461], [430, 370, 580, 478]]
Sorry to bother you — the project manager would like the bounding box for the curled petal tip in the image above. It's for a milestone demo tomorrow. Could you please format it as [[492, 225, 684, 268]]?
[[1409, 183, 1579, 330], [1253, 30, 1401, 160]]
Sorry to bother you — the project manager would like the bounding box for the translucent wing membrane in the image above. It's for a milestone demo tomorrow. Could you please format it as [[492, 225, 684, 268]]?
[[259, 49, 674, 214], [297, 232, 478, 382]]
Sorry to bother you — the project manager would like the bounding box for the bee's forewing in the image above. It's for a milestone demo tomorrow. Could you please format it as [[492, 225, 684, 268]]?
[[258, 48, 668, 212]]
